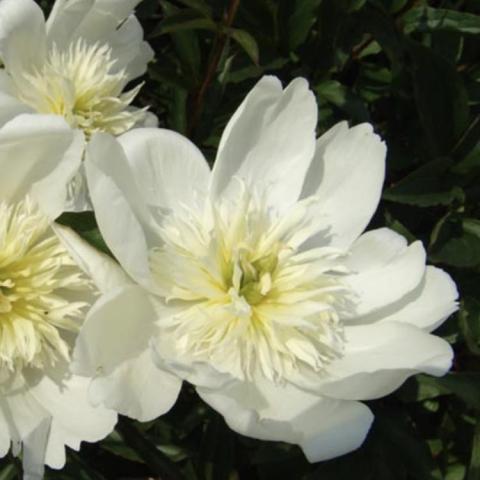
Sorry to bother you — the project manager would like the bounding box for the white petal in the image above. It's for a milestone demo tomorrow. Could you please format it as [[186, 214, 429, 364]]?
[[0, 408, 10, 458], [345, 228, 408, 271], [210, 76, 317, 212], [302, 123, 386, 250], [53, 224, 131, 293], [1, 376, 49, 441], [0, 0, 47, 75], [24, 365, 117, 468], [46, 0, 93, 45], [72, 285, 181, 421], [72, 285, 153, 376], [107, 15, 153, 80], [140, 111, 159, 128], [345, 239, 427, 318], [0, 91, 33, 127], [300, 122, 348, 198], [314, 321, 453, 400], [0, 114, 83, 218], [198, 380, 373, 462], [152, 338, 234, 391], [374, 266, 459, 331], [44, 425, 67, 469], [85, 133, 153, 286], [0, 70, 34, 125], [47, 0, 139, 45], [62, 165, 93, 213], [47, 0, 151, 82], [22, 418, 50, 480], [89, 349, 181, 422], [118, 128, 211, 214]]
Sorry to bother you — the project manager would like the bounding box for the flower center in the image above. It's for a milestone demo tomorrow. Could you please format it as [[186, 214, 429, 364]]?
[[232, 249, 278, 306], [151, 184, 353, 383], [12, 39, 146, 138], [0, 199, 92, 376]]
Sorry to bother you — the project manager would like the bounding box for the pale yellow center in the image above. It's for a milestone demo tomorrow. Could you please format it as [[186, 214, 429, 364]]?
[[0, 199, 92, 376], [151, 185, 352, 382], [13, 39, 146, 138]]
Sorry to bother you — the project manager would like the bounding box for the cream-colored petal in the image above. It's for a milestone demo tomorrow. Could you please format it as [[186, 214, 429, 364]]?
[[85, 133, 153, 287], [0, 0, 47, 76], [24, 364, 117, 469], [0, 114, 83, 219], [73, 285, 181, 420], [373, 266, 458, 332], [344, 240, 427, 318], [302, 123, 386, 250], [89, 349, 181, 422], [210, 76, 317, 212], [22, 418, 50, 480], [118, 128, 211, 213], [198, 379, 373, 462], [311, 321, 453, 400], [53, 224, 132, 294]]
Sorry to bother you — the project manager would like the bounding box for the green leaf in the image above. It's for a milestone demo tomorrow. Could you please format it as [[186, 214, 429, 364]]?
[[459, 298, 480, 356], [286, 0, 322, 51], [0, 464, 16, 480], [198, 413, 236, 480], [408, 40, 470, 156], [149, 62, 195, 90], [152, 9, 217, 36], [468, 416, 480, 480], [372, 408, 437, 480], [432, 373, 480, 410], [356, 5, 405, 66], [452, 115, 480, 163], [228, 28, 260, 65], [316, 80, 370, 121], [175, 0, 212, 17], [430, 217, 480, 268], [100, 431, 145, 463], [116, 419, 184, 480], [404, 7, 480, 35], [383, 159, 464, 207]]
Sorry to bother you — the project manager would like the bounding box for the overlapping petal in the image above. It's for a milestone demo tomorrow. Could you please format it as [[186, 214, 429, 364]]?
[[72, 285, 182, 422], [210, 76, 317, 212], [0, 0, 47, 75], [46, 0, 152, 81], [301, 123, 386, 250], [24, 365, 117, 469], [198, 379, 374, 462], [0, 114, 83, 218]]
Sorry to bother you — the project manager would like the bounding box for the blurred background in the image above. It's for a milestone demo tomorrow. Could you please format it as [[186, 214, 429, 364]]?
[[9, 0, 480, 478]]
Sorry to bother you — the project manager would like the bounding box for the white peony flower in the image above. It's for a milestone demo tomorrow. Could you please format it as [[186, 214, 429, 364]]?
[[0, 0, 154, 139], [0, 0, 156, 212], [0, 114, 123, 478], [75, 76, 458, 462]]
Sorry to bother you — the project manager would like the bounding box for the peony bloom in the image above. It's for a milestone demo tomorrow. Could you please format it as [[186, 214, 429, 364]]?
[[0, 114, 122, 477], [0, 0, 154, 139], [0, 0, 156, 212], [75, 76, 458, 462]]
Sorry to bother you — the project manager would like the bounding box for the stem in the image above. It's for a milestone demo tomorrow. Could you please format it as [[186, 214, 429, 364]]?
[[187, 0, 241, 137]]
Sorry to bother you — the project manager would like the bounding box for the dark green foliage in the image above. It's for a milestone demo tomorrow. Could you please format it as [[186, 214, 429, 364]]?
[[5, 0, 480, 478]]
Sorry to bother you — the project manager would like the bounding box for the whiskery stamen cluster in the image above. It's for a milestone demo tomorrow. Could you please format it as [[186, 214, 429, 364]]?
[[0, 199, 92, 376], [13, 39, 146, 138], [151, 183, 353, 383]]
